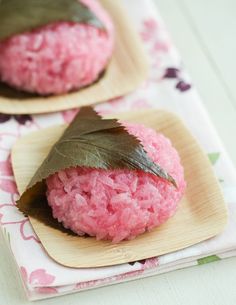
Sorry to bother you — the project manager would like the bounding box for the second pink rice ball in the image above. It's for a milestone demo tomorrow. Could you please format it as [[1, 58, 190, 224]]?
[[0, 0, 114, 95]]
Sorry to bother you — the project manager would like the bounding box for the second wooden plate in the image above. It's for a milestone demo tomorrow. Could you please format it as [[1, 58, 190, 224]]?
[[0, 0, 149, 114]]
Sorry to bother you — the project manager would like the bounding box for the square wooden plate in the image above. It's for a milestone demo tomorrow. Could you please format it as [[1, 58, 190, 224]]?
[[11, 110, 227, 268], [0, 0, 149, 115]]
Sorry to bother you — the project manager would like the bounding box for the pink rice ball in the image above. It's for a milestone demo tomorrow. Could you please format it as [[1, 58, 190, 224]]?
[[0, 0, 114, 95], [46, 123, 186, 243]]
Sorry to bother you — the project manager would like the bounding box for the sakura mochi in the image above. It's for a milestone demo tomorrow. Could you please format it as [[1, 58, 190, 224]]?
[[0, 0, 114, 95], [46, 123, 186, 243]]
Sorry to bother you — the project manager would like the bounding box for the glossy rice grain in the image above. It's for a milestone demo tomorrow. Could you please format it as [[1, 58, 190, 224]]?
[[0, 0, 114, 95], [46, 123, 186, 243]]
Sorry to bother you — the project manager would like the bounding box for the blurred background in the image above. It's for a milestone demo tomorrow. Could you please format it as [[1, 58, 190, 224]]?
[[155, 0, 236, 165]]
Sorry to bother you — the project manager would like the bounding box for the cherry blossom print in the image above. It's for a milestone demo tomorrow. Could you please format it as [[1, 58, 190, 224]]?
[[75, 259, 159, 291], [20, 266, 28, 283], [115, 269, 144, 281], [0, 204, 25, 225], [117, 257, 158, 280], [77, 257, 159, 290], [141, 18, 170, 54], [139, 18, 173, 84], [142, 257, 159, 269], [62, 109, 79, 124], [0, 2, 228, 300], [34, 287, 58, 294], [176, 80, 192, 92], [107, 96, 126, 106], [20, 266, 57, 293], [0, 204, 40, 242], [129, 257, 158, 268], [162, 67, 192, 92], [76, 279, 100, 290], [29, 269, 55, 286], [140, 18, 159, 42], [75, 271, 141, 291], [0, 155, 13, 176], [0, 113, 32, 125], [131, 98, 151, 108], [153, 41, 169, 53], [0, 178, 16, 193], [140, 18, 192, 95], [0, 112, 47, 135], [20, 219, 40, 243], [163, 68, 180, 79]]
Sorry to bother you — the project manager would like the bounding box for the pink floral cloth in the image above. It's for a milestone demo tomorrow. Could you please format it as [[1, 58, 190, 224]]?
[[1, 0, 236, 300]]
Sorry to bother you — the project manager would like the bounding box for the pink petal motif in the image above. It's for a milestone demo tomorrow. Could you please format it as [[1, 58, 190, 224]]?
[[76, 277, 116, 290], [140, 18, 158, 41], [35, 287, 58, 294], [115, 269, 144, 281], [0, 178, 17, 193], [62, 109, 78, 124], [0, 205, 40, 243], [143, 18, 159, 32], [176, 80, 192, 92], [20, 266, 28, 284], [20, 267, 57, 293], [0, 204, 25, 225], [20, 219, 40, 243], [0, 155, 13, 176], [29, 269, 55, 286], [163, 67, 180, 79], [153, 41, 169, 53], [142, 257, 159, 269], [76, 279, 99, 290], [131, 99, 150, 108]]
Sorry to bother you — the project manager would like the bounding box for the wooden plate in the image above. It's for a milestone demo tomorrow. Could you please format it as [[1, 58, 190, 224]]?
[[0, 0, 149, 114], [11, 110, 227, 268]]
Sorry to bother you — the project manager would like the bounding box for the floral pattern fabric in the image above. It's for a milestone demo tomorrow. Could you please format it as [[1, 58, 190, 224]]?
[[1, 0, 236, 300]]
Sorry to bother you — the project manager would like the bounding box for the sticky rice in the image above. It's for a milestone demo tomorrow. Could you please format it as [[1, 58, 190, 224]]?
[[0, 0, 114, 95], [46, 123, 186, 243]]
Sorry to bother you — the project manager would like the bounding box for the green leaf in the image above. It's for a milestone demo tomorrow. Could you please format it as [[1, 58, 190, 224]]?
[[0, 0, 104, 42], [208, 152, 220, 165], [28, 107, 176, 188], [197, 255, 221, 265], [17, 107, 176, 233]]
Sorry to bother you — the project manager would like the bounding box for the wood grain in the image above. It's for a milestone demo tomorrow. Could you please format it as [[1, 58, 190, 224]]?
[[11, 110, 228, 268], [0, 0, 149, 114]]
